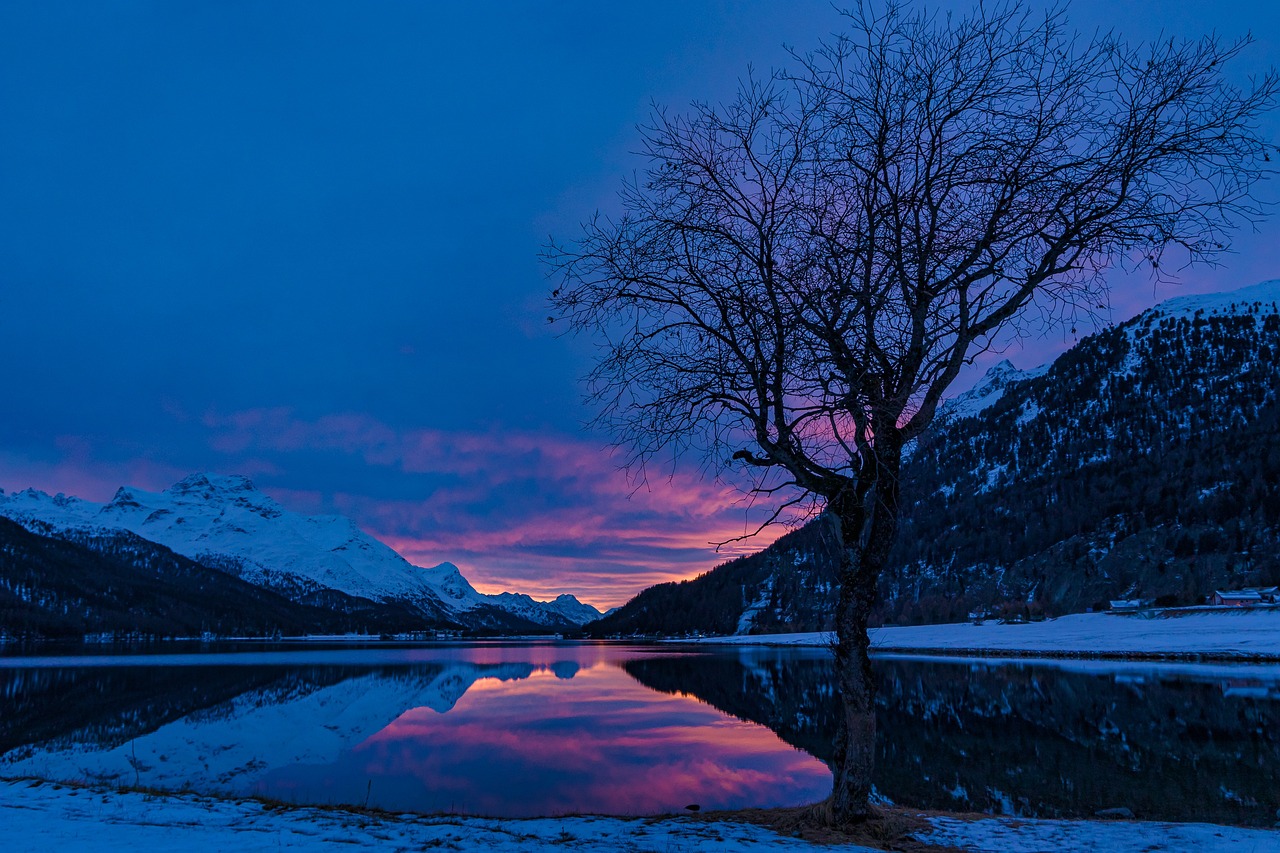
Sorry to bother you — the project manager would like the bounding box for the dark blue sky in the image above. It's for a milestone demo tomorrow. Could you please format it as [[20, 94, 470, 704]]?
[[2, 1, 1277, 607]]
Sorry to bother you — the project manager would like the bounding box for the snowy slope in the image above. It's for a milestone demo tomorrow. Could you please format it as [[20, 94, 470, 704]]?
[[489, 591, 604, 626], [0, 474, 600, 629], [1141, 278, 1280, 321], [942, 280, 1280, 424], [943, 359, 1049, 421]]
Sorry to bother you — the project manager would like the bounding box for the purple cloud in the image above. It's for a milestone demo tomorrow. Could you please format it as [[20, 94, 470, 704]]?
[[201, 407, 790, 608]]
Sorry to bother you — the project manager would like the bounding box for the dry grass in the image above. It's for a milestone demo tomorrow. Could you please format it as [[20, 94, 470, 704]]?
[[698, 801, 965, 851]]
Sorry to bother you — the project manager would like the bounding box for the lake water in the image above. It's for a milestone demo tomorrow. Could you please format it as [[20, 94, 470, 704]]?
[[1, 642, 1277, 825]]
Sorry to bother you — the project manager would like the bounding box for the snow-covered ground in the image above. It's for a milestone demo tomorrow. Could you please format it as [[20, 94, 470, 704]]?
[[916, 815, 1280, 852], [681, 609, 1280, 658], [3, 780, 1277, 852], [0, 780, 871, 852]]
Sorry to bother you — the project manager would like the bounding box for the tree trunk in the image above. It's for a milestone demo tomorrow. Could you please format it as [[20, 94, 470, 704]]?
[[826, 443, 902, 824]]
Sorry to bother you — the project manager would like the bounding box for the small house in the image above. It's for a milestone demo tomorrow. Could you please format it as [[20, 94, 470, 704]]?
[[1212, 590, 1263, 607], [1108, 599, 1155, 612]]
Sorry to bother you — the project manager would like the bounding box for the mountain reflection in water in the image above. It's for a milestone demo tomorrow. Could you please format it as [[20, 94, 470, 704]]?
[[256, 659, 830, 816], [0, 644, 830, 816], [1, 644, 1277, 824]]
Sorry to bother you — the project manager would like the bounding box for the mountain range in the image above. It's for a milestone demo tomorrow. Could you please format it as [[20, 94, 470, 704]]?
[[6, 279, 1279, 641], [586, 279, 1280, 636], [0, 474, 600, 638]]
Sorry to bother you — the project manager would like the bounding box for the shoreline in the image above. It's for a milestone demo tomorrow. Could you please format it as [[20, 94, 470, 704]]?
[[7, 609, 1280, 664], [872, 646, 1280, 662], [3, 777, 1276, 852], [674, 609, 1280, 661]]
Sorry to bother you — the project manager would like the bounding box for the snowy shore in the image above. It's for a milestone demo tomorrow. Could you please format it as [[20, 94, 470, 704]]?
[[3, 779, 1277, 852], [679, 609, 1280, 659]]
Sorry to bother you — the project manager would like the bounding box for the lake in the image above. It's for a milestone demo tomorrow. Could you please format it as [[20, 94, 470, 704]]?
[[1, 642, 1277, 825]]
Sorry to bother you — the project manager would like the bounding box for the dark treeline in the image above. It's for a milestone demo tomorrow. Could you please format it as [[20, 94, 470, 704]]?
[[0, 518, 457, 639]]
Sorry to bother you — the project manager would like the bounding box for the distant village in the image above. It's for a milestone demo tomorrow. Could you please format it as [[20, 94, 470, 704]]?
[[1109, 587, 1280, 613]]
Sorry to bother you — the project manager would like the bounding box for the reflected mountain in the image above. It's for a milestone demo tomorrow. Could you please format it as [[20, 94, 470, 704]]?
[[0, 664, 346, 760], [4, 647, 1277, 823], [1, 661, 548, 791], [624, 651, 1280, 827], [0, 647, 831, 816]]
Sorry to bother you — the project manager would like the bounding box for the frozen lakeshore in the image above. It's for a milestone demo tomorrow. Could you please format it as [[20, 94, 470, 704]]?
[[680, 609, 1280, 659], [2, 779, 1278, 853]]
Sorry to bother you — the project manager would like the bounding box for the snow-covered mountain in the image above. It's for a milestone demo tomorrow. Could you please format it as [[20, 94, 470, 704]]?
[[942, 358, 1049, 421], [927, 281, 1280, 426], [0, 474, 600, 631]]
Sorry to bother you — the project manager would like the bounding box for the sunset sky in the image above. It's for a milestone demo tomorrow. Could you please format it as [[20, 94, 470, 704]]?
[[2, 1, 1277, 609]]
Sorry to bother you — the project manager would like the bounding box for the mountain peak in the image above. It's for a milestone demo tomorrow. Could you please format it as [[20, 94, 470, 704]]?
[[0, 475, 603, 629], [104, 487, 143, 511], [167, 473, 258, 497], [987, 358, 1017, 374], [944, 359, 1048, 421]]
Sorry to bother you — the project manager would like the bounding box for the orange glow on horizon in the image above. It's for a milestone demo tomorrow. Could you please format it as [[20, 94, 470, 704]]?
[[197, 406, 812, 610], [382, 518, 795, 610]]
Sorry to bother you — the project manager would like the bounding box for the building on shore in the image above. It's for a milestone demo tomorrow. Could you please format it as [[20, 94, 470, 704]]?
[[1210, 587, 1279, 607]]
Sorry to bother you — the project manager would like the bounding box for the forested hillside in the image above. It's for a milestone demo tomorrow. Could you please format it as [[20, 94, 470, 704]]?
[[0, 518, 444, 639], [587, 282, 1280, 636]]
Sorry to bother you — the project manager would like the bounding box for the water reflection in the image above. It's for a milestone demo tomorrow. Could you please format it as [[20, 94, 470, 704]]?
[[1, 644, 1278, 824], [258, 663, 828, 816], [0, 645, 831, 816], [628, 650, 1280, 826]]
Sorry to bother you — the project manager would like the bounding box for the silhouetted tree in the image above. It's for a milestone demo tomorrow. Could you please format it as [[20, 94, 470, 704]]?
[[548, 1, 1276, 824]]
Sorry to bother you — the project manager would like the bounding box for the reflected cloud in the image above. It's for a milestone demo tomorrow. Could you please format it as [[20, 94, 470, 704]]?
[[257, 661, 829, 816], [7, 645, 827, 818], [6, 646, 1275, 824]]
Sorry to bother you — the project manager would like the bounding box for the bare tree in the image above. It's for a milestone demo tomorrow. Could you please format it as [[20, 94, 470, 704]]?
[[547, 1, 1276, 824]]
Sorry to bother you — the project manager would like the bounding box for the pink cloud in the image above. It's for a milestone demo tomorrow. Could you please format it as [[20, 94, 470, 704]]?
[[200, 407, 799, 608], [0, 449, 188, 503]]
